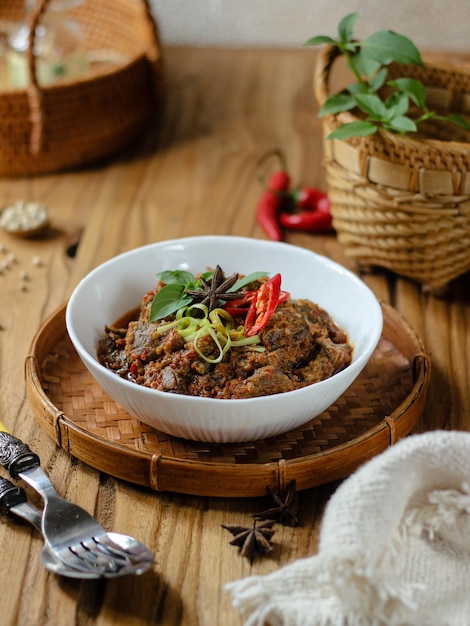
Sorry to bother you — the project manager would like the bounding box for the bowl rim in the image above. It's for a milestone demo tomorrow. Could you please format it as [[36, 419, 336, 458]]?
[[65, 235, 383, 405]]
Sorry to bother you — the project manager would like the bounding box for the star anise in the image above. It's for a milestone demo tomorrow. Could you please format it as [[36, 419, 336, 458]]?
[[184, 265, 243, 312], [222, 519, 276, 560], [253, 480, 298, 526]]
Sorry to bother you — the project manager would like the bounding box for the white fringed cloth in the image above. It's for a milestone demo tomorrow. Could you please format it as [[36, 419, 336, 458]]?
[[226, 430, 470, 626]]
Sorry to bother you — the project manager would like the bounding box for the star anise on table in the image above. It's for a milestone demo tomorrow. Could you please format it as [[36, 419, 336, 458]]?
[[253, 480, 298, 526], [222, 519, 276, 560], [184, 265, 243, 312]]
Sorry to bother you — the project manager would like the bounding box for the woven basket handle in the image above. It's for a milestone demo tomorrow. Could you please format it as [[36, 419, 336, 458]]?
[[140, 0, 162, 66], [313, 44, 344, 109], [24, 0, 51, 154], [24, 0, 161, 155]]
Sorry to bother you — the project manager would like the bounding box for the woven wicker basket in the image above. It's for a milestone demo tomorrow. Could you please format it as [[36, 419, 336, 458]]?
[[0, 0, 162, 177], [314, 45, 470, 294]]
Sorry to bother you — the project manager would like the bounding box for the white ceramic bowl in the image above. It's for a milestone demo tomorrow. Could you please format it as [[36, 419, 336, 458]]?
[[65, 236, 383, 443]]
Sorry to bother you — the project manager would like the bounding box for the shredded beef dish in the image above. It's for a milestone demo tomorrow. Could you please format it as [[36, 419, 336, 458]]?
[[97, 271, 353, 400]]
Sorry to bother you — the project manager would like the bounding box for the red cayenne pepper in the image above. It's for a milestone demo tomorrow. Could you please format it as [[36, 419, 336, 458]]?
[[244, 273, 283, 337], [256, 170, 290, 241], [279, 187, 333, 233], [224, 285, 289, 319]]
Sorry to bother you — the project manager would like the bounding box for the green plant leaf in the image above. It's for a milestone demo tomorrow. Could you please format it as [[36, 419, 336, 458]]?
[[303, 35, 336, 47], [351, 49, 382, 79], [347, 82, 369, 95], [229, 272, 268, 292], [441, 113, 470, 131], [327, 121, 378, 140], [388, 78, 427, 107], [319, 93, 356, 116], [385, 115, 417, 133], [156, 270, 195, 286], [338, 12, 357, 43], [353, 93, 387, 117], [150, 284, 193, 321], [384, 92, 410, 118], [361, 31, 424, 66], [369, 67, 388, 92]]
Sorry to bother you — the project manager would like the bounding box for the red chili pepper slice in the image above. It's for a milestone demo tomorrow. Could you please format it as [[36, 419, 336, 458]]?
[[225, 286, 289, 318], [224, 296, 253, 318], [244, 273, 282, 337], [256, 170, 290, 241]]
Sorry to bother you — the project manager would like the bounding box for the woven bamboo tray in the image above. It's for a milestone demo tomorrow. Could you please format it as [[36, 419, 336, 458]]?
[[314, 45, 470, 294], [0, 0, 162, 176], [25, 302, 430, 498]]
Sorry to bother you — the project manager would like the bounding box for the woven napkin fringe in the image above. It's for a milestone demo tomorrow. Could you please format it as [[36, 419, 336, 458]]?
[[226, 430, 470, 626]]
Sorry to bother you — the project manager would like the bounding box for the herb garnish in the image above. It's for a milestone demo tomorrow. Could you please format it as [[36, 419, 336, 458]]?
[[305, 12, 470, 139], [149, 267, 268, 322], [184, 265, 241, 311]]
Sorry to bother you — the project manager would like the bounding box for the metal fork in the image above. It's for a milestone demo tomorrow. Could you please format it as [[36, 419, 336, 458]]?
[[0, 431, 154, 577], [0, 475, 116, 578]]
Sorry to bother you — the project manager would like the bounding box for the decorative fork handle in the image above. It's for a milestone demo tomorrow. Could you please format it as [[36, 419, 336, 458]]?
[[0, 475, 28, 511], [0, 432, 41, 479], [0, 476, 42, 531]]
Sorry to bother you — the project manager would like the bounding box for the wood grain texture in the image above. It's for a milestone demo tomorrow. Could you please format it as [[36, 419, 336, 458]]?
[[0, 46, 469, 626]]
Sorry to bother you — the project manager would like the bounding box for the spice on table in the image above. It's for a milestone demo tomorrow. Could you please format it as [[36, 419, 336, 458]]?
[[253, 480, 298, 526], [279, 187, 333, 233], [222, 520, 276, 560], [0, 200, 50, 237]]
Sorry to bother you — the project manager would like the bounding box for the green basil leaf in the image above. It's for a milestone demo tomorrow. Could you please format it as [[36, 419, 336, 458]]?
[[361, 31, 424, 67], [369, 67, 388, 92], [156, 270, 195, 286], [384, 92, 410, 120], [347, 82, 368, 95], [200, 270, 214, 282], [319, 94, 356, 117], [150, 284, 192, 321], [353, 93, 387, 117], [327, 121, 378, 140], [303, 35, 336, 47], [388, 78, 427, 108], [351, 49, 382, 79], [442, 113, 470, 131], [229, 272, 268, 292], [385, 115, 417, 133], [338, 12, 357, 43]]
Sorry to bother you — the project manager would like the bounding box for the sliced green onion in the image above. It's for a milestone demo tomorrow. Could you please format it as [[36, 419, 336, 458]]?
[[153, 303, 265, 362]]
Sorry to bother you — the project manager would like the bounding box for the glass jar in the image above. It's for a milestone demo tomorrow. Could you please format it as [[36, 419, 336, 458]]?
[[7, 0, 89, 88]]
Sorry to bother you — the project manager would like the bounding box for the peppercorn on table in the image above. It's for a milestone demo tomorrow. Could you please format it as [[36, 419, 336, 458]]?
[[0, 46, 468, 626]]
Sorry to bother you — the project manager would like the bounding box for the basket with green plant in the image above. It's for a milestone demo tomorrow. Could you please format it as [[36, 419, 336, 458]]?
[[309, 13, 470, 294]]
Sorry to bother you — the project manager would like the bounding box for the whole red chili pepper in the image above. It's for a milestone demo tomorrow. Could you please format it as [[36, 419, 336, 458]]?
[[256, 170, 290, 241], [280, 187, 332, 233]]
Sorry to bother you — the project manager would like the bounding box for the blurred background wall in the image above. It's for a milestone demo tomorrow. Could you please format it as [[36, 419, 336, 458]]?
[[149, 0, 470, 52]]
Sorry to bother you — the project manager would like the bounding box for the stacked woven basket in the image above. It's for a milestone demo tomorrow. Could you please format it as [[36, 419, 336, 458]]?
[[0, 0, 163, 177], [314, 45, 470, 294]]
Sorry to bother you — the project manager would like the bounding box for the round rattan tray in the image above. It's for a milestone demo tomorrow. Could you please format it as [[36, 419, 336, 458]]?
[[25, 302, 430, 498]]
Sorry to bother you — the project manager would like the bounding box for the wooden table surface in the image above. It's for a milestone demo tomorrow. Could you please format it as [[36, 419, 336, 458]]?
[[0, 46, 469, 626]]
